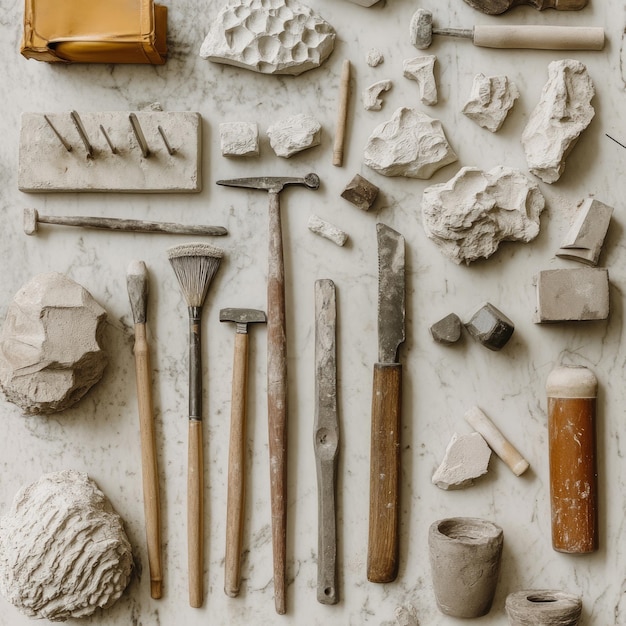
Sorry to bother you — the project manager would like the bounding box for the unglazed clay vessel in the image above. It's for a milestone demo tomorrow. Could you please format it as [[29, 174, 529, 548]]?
[[506, 589, 582, 625], [429, 517, 503, 618]]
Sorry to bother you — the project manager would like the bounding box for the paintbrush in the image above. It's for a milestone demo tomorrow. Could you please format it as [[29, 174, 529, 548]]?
[[167, 242, 224, 608], [127, 260, 162, 599]]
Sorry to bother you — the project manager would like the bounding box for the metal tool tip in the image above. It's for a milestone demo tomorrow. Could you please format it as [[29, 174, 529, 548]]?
[[305, 173, 321, 189]]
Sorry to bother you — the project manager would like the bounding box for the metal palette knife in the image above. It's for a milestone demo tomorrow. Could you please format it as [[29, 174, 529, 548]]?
[[367, 223, 406, 584]]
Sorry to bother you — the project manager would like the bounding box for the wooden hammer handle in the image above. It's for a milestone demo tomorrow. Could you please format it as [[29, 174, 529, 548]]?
[[224, 331, 249, 597], [367, 363, 401, 583], [473, 25, 604, 50], [133, 323, 163, 599], [188, 419, 204, 607]]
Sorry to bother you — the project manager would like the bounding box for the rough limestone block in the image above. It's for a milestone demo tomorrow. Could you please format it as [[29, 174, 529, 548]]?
[[556, 198, 613, 266], [307, 214, 348, 246], [220, 122, 259, 157], [0, 272, 108, 415], [199, 0, 336, 76], [267, 113, 321, 158], [465, 302, 515, 351], [19, 111, 202, 193], [340, 173, 379, 211], [522, 59, 595, 183], [422, 166, 545, 264], [462, 73, 519, 132], [367, 48, 384, 67], [0, 470, 133, 621], [363, 79, 392, 111], [364, 107, 457, 179], [430, 313, 462, 345], [432, 432, 492, 490], [403, 56, 438, 105], [535, 268, 609, 323]]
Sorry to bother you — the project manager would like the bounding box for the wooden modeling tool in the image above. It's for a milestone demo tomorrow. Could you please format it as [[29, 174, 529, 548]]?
[[333, 60, 350, 167], [168, 242, 224, 607], [126, 260, 162, 599], [220, 307, 267, 598]]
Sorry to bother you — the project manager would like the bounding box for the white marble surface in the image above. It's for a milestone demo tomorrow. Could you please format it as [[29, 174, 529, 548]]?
[[0, 0, 624, 624]]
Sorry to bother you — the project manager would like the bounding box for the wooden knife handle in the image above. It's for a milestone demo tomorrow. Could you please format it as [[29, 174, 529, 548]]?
[[367, 362, 401, 583], [473, 25, 604, 50], [188, 420, 204, 607]]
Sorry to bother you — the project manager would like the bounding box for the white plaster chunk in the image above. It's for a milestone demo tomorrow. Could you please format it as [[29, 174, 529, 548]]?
[[462, 73, 519, 132], [432, 432, 491, 490], [364, 107, 457, 179], [363, 79, 392, 111], [522, 59, 595, 183], [403, 56, 437, 105], [199, 0, 336, 76], [267, 113, 321, 157], [422, 166, 545, 264], [308, 214, 348, 246], [0, 470, 133, 621], [220, 121, 259, 157], [366, 48, 384, 67], [0, 272, 108, 414], [395, 604, 420, 626]]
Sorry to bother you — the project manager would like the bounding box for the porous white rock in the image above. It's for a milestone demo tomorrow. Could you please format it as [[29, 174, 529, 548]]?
[[0, 272, 108, 414], [0, 470, 133, 621], [220, 121, 259, 157], [462, 73, 519, 132], [522, 59, 595, 183], [307, 214, 348, 246], [403, 55, 437, 105], [422, 166, 545, 264], [363, 79, 392, 111], [364, 107, 457, 179], [267, 113, 321, 157], [366, 48, 384, 67], [432, 432, 492, 490], [199, 0, 336, 76]]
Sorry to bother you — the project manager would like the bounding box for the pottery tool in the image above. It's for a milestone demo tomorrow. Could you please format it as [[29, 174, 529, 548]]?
[[412, 9, 604, 50], [216, 172, 320, 614], [546, 365, 598, 554], [168, 242, 224, 607], [463, 0, 587, 15], [314, 279, 339, 604], [333, 60, 350, 167], [126, 260, 162, 599], [368, 223, 405, 584], [24, 208, 227, 237], [219, 307, 267, 598]]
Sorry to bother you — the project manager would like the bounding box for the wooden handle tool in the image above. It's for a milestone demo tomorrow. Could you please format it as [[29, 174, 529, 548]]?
[[127, 260, 162, 599], [332, 60, 350, 167]]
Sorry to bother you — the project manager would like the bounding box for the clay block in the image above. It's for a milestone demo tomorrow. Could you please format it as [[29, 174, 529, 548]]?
[[432, 432, 491, 490], [465, 302, 514, 351], [220, 122, 259, 157], [535, 268, 609, 323], [430, 313, 462, 344], [340, 174, 379, 211], [556, 198, 613, 266]]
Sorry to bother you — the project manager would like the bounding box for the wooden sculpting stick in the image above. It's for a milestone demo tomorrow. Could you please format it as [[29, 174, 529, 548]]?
[[332, 60, 350, 167]]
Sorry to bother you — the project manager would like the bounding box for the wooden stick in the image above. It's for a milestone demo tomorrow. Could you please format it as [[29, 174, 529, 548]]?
[[332, 60, 351, 167]]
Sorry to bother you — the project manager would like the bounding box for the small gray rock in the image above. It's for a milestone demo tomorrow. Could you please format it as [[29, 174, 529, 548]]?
[[340, 173, 379, 211], [430, 313, 462, 344], [465, 303, 514, 351]]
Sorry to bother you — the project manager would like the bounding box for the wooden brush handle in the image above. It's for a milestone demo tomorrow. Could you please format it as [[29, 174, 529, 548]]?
[[368, 363, 401, 583], [224, 331, 249, 597], [473, 25, 604, 50], [133, 323, 163, 599], [267, 191, 287, 614]]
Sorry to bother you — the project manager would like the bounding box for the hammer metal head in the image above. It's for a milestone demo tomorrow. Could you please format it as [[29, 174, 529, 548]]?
[[411, 9, 433, 49], [220, 308, 267, 333], [23, 208, 39, 235], [216, 173, 320, 194]]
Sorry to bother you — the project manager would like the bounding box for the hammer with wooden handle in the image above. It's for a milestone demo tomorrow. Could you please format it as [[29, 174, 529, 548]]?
[[216, 172, 320, 614], [220, 307, 266, 599], [412, 9, 604, 50]]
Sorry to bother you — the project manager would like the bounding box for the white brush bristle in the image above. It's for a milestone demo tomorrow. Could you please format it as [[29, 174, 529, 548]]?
[[168, 243, 224, 307], [167, 242, 224, 260]]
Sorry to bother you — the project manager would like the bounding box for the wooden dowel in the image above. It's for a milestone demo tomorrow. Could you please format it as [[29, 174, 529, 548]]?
[[332, 60, 351, 167]]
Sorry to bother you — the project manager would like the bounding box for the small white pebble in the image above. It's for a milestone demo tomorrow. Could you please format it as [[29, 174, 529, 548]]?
[[366, 48, 384, 67], [307, 214, 348, 247]]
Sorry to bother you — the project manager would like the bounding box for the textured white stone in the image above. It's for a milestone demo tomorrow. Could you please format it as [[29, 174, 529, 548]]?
[[307, 214, 348, 246], [220, 121, 259, 157], [0, 470, 133, 621], [462, 73, 519, 132], [522, 59, 595, 183], [199, 0, 336, 76], [0, 272, 108, 414], [422, 166, 545, 264], [362, 79, 392, 111], [432, 432, 492, 490], [403, 56, 437, 105], [364, 107, 457, 179], [366, 48, 384, 67], [267, 113, 321, 157]]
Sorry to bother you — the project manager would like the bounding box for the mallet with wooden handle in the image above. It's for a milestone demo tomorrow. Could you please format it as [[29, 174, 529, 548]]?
[[412, 9, 604, 50], [126, 260, 163, 599], [220, 307, 266, 598]]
